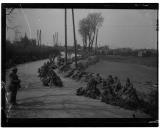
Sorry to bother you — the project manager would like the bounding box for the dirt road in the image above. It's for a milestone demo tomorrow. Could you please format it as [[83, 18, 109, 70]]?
[[6, 59, 149, 118]]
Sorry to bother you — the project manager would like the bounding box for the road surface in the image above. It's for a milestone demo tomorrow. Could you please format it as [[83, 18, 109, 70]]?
[[6, 59, 149, 118]]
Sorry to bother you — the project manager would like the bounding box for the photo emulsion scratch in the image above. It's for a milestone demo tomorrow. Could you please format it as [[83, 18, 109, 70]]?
[[1, 3, 158, 127], [20, 4, 32, 39]]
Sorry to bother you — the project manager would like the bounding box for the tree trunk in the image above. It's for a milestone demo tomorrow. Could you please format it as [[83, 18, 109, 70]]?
[[95, 29, 98, 54], [83, 38, 86, 49], [88, 34, 91, 53], [85, 35, 87, 48], [83, 34, 88, 49], [88, 31, 96, 53], [90, 31, 96, 51]]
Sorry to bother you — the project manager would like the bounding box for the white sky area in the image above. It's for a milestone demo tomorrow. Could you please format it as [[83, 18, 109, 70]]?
[[6, 9, 157, 49]]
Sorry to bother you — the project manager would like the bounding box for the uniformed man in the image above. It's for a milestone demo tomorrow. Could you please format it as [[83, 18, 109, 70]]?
[[114, 76, 122, 92], [106, 75, 114, 86], [8, 67, 21, 105], [96, 73, 102, 84], [123, 78, 133, 93]]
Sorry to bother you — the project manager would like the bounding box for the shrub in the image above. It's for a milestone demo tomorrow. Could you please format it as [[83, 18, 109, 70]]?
[[38, 61, 63, 87]]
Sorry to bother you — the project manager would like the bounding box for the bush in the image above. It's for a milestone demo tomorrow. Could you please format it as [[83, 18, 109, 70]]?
[[139, 88, 158, 119], [38, 61, 63, 87], [76, 77, 101, 99], [75, 73, 158, 118], [59, 64, 71, 72]]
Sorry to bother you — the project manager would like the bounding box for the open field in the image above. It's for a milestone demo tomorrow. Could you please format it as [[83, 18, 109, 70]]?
[[86, 57, 158, 94], [98, 55, 158, 68]]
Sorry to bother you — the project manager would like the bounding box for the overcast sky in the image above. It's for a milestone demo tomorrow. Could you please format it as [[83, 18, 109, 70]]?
[[6, 9, 157, 49]]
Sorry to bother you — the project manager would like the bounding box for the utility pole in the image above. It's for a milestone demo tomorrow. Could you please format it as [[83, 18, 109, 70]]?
[[40, 29, 41, 46], [57, 32, 58, 45], [54, 32, 56, 46], [72, 8, 77, 68], [37, 30, 39, 46], [37, 29, 41, 46], [65, 8, 68, 64], [157, 9, 158, 49], [53, 34, 55, 47]]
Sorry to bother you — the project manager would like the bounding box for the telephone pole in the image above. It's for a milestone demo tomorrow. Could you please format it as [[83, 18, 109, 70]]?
[[157, 9, 158, 49], [65, 9, 68, 64], [40, 29, 41, 46], [37, 29, 42, 46], [37, 30, 39, 46], [72, 9, 77, 68]]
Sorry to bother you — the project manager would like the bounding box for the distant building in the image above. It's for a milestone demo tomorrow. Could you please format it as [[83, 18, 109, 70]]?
[[138, 51, 143, 57], [138, 50, 147, 57], [97, 46, 109, 55]]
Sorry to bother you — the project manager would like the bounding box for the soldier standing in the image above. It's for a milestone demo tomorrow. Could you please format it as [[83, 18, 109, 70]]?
[[8, 67, 21, 106]]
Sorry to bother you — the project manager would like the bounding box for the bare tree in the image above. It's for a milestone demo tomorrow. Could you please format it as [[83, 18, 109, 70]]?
[[78, 18, 90, 49], [78, 13, 104, 53]]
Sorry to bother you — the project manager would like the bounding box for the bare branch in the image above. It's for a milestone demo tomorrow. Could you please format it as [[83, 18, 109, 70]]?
[[6, 8, 14, 16]]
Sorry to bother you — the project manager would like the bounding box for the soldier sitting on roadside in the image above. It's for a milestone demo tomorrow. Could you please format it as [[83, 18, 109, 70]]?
[[86, 77, 96, 90], [102, 79, 107, 88], [123, 78, 133, 93], [85, 77, 101, 99], [106, 75, 114, 86], [113, 76, 122, 93], [96, 73, 102, 84]]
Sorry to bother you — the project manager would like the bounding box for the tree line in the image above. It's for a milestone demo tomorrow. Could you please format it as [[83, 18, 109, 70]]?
[[6, 34, 60, 69], [96, 46, 158, 57]]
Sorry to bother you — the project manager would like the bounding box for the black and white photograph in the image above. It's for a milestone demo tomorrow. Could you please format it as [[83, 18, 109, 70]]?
[[1, 3, 159, 127]]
